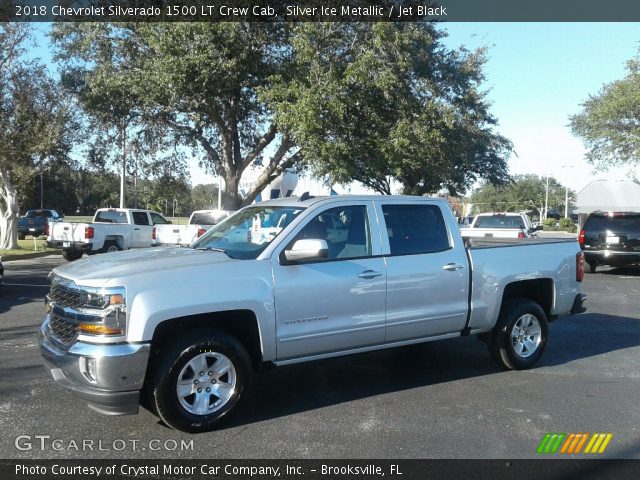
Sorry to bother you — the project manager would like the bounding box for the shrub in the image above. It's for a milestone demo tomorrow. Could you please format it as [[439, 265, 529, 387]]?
[[559, 217, 574, 228], [543, 218, 556, 227]]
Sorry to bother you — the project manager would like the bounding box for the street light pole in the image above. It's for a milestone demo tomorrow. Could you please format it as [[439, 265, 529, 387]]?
[[40, 171, 44, 209], [544, 175, 549, 220]]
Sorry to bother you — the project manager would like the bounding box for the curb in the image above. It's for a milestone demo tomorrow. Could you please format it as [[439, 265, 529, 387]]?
[[1, 251, 61, 262]]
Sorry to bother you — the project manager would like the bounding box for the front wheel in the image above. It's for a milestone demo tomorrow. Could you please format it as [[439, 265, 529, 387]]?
[[148, 329, 252, 433], [489, 298, 548, 370], [62, 250, 83, 261]]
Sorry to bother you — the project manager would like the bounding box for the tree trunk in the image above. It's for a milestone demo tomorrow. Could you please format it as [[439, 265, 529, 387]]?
[[0, 171, 20, 250], [221, 173, 241, 210]]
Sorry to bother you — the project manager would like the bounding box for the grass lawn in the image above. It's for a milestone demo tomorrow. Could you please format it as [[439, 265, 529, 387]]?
[[0, 238, 60, 258]]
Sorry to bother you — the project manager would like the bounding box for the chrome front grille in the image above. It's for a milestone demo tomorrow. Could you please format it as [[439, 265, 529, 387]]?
[[48, 313, 78, 347], [49, 284, 83, 309]]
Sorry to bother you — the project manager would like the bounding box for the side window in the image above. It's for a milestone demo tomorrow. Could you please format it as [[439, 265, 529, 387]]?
[[382, 204, 450, 255], [292, 205, 372, 260], [132, 211, 150, 226], [150, 212, 168, 225]]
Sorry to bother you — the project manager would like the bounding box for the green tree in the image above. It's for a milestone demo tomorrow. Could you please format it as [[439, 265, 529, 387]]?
[[52, 22, 510, 208], [191, 184, 219, 211], [52, 23, 291, 210], [470, 174, 575, 218], [570, 52, 640, 170], [0, 24, 76, 249], [265, 23, 511, 196]]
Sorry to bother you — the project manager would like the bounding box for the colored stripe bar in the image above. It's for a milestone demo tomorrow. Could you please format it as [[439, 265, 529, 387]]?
[[598, 434, 613, 453], [560, 434, 575, 454], [573, 433, 589, 454], [537, 433, 553, 454]]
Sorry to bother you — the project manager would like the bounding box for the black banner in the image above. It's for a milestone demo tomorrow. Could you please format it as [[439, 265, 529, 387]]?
[[2, 0, 640, 22], [2, 459, 640, 480]]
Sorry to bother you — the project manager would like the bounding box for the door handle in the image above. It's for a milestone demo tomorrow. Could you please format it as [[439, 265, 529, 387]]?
[[442, 263, 465, 271], [358, 270, 383, 279], [134, 228, 140, 231]]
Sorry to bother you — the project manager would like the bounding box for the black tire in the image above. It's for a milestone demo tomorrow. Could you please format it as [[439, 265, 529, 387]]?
[[489, 298, 548, 370], [62, 250, 83, 261], [586, 260, 597, 274], [102, 240, 121, 253], [148, 329, 252, 433], [18, 232, 26, 240]]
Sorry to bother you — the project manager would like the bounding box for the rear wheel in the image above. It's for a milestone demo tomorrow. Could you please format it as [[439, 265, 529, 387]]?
[[489, 298, 548, 370], [18, 232, 25, 240], [148, 329, 252, 433], [62, 250, 83, 261], [586, 260, 597, 273], [102, 240, 121, 253]]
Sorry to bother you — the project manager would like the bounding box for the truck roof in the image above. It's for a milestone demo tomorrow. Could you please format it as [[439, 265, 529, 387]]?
[[255, 194, 446, 208]]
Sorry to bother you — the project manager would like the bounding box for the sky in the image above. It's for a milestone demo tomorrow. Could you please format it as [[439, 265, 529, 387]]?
[[27, 22, 640, 195]]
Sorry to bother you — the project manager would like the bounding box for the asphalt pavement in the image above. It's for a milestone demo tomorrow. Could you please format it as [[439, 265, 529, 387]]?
[[0, 254, 639, 459]]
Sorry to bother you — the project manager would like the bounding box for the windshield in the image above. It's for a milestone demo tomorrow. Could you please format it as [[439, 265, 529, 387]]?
[[192, 205, 305, 259]]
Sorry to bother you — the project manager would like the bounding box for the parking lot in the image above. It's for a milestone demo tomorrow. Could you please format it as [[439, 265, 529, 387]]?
[[1, 254, 639, 459]]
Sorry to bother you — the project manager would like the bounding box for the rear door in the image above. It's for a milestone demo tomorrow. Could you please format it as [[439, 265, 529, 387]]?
[[379, 201, 469, 342], [272, 202, 387, 360]]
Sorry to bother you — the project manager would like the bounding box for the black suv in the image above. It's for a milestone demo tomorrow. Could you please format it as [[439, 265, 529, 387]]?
[[579, 211, 640, 273]]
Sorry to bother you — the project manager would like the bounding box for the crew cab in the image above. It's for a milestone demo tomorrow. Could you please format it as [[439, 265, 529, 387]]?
[[154, 209, 233, 247], [460, 212, 539, 239], [40, 195, 586, 433], [47, 208, 169, 261], [579, 211, 640, 273], [17, 209, 63, 239]]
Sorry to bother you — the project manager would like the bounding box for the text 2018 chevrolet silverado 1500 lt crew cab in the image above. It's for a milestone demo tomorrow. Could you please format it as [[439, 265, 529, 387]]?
[[40, 195, 586, 432], [47, 208, 170, 261]]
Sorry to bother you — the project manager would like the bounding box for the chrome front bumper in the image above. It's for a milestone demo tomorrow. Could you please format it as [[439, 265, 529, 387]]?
[[39, 316, 150, 415]]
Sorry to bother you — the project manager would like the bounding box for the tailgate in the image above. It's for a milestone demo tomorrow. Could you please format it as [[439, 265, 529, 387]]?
[[49, 222, 88, 243], [155, 224, 188, 245]]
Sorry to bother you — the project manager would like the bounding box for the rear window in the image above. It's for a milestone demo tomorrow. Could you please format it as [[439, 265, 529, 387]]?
[[26, 210, 53, 218], [94, 210, 128, 223], [190, 212, 228, 225], [474, 215, 525, 229], [585, 214, 640, 234]]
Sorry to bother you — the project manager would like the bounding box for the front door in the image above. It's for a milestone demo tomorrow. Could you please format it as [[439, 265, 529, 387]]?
[[272, 203, 387, 360]]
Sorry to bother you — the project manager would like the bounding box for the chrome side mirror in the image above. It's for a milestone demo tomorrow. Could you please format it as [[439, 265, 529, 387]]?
[[283, 239, 329, 264]]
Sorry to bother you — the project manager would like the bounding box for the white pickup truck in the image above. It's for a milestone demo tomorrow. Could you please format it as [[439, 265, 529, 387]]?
[[40, 195, 586, 433], [47, 208, 170, 261], [154, 209, 233, 247], [460, 212, 541, 239]]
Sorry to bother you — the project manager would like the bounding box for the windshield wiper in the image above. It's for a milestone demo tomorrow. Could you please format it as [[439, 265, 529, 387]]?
[[195, 246, 226, 253]]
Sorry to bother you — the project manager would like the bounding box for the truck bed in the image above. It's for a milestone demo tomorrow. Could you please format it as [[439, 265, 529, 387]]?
[[464, 236, 577, 249]]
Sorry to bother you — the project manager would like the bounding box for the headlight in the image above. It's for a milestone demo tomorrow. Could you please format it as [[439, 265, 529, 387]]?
[[79, 291, 125, 310], [76, 287, 127, 338]]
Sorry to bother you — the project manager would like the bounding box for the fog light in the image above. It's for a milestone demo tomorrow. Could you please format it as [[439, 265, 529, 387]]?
[[80, 357, 97, 383]]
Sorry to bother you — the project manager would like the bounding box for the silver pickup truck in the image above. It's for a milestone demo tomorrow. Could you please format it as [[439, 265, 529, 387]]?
[[40, 195, 586, 433]]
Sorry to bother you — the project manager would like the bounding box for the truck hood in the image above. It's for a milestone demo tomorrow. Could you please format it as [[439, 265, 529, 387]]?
[[53, 247, 234, 286]]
